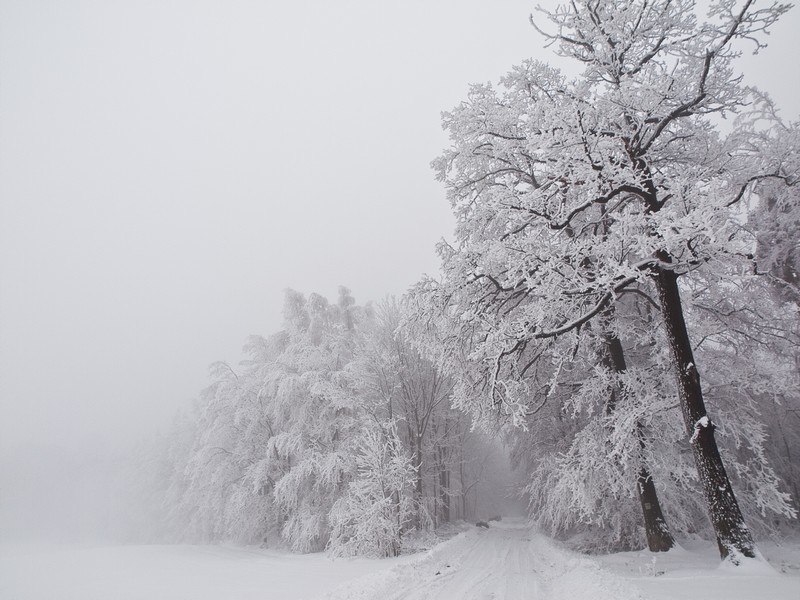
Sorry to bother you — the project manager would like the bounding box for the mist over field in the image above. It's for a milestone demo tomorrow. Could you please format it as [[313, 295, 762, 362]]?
[[2, 1, 800, 599], [0, 0, 544, 545]]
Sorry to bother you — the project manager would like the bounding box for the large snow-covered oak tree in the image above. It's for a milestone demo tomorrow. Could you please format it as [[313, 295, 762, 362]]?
[[412, 0, 797, 563]]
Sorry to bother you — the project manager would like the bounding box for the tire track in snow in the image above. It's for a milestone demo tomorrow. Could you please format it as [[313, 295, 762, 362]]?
[[317, 520, 644, 600]]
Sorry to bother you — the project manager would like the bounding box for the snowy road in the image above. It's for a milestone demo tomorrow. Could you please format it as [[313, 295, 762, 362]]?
[[381, 525, 546, 600], [320, 520, 642, 600]]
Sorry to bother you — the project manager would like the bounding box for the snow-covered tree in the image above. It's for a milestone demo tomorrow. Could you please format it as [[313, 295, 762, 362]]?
[[176, 354, 282, 544], [144, 288, 498, 554], [684, 269, 799, 526], [492, 304, 700, 552], [413, 0, 797, 562], [364, 298, 491, 526], [328, 422, 416, 557], [753, 122, 800, 304], [259, 288, 367, 552]]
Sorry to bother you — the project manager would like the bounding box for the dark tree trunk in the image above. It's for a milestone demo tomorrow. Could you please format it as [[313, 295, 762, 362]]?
[[637, 466, 675, 552], [654, 263, 756, 561], [389, 489, 402, 557], [603, 333, 675, 552], [437, 445, 450, 523]]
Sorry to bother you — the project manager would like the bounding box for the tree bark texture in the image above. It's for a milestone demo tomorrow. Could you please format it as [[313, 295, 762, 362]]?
[[636, 466, 675, 552], [654, 264, 756, 561]]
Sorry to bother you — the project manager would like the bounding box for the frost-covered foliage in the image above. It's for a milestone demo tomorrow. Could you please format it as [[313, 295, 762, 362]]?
[[415, 0, 793, 421], [752, 123, 800, 302], [409, 0, 798, 560], [684, 271, 800, 527], [179, 355, 283, 544], [745, 121, 800, 522], [514, 273, 799, 550], [500, 311, 702, 552], [359, 299, 486, 527], [129, 1, 800, 561], [137, 289, 496, 555], [328, 424, 416, 557], [262, 290, 367, 552]]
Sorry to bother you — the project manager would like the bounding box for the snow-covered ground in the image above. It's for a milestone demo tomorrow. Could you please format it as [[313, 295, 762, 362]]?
[[595, 535, 800, 600], [0, 541, 415, 600], [0, 544, 418, 600], [2, 520, 799, 600], [320, 520, 643, 600]]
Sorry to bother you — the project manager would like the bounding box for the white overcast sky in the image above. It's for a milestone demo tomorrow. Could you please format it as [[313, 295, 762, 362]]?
[[1, 0, 799, 453]]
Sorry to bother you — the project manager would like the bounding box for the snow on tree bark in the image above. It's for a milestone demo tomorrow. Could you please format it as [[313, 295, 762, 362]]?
[[655, 263, 755, 561]]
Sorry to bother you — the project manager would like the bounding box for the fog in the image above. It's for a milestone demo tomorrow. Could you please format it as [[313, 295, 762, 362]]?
[[1, 0, 798, 542]]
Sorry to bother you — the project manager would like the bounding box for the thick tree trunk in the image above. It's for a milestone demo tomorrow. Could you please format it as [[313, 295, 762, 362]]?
[[654, 264, 756, 561], [637, 466, 675, 552], [603, 333, 675, 552]]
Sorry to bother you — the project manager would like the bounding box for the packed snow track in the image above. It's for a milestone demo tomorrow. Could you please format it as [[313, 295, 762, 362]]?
[[320, 520, 642, 600]]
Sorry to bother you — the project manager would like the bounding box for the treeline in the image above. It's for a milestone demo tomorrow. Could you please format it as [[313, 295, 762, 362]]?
[[137, 291, 509, 556], [138, 0, 800, 562]]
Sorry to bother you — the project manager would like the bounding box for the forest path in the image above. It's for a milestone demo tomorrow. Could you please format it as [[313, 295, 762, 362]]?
[[320, 519, 644, 600]]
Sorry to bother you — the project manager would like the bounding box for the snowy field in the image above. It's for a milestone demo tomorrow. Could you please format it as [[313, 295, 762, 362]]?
[[2, 520, 799, 600], [0, 541, 414, 600]]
